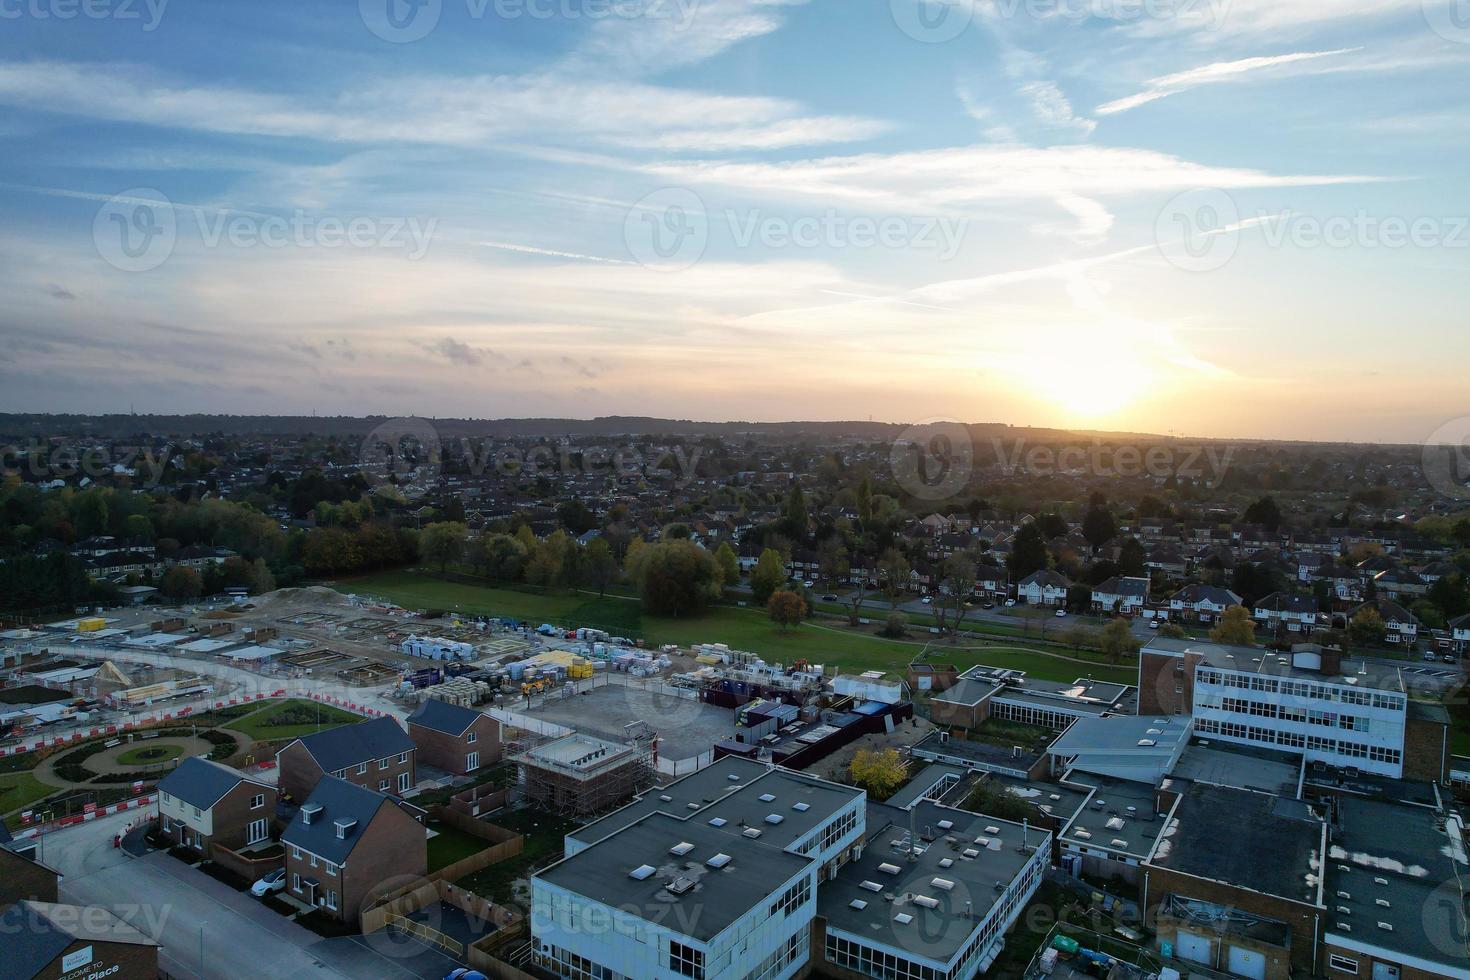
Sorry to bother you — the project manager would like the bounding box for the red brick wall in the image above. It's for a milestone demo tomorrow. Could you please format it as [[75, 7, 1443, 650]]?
[[1143, 865, 1324, 975], [409, 713, 501, 775]]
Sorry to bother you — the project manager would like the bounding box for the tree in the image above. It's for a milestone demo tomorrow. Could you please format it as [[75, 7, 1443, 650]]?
[[418, 521, 467, 574], [1061, 626, 1096, 652], [941, 552, 979, 640], [1082, 502, 1116, 551], [714, 541, 741, 589], [783, 485, 809, 541], [855, 476, 873, 528], [878, 547, 910, 608], [1158, 621, 1189, 640], [123, 513, 155, 543], [1243, 495, 1283, 531], [1210, 604, 1257, 646], [481, 533, 528, 581], [1412, 600, 1446, 631], [629, 539, 721, 616], [1118, 537, 1147, 578], [880, 611, 908, 638], [1099, 617, 1140, 664], [750, 548, 787, 605], [302, 528, 361, 575], [160, 565, 203, 600], [818, 539, 848, 588], [1349, 607, 1387, 646], [767, 590, 807, 631], [1007, 522, 1049, 579], [1429, 573, 1470, 619], [249, 557, 276, 594], [849, 748, 908, 800], [584, 537, 618, 597]]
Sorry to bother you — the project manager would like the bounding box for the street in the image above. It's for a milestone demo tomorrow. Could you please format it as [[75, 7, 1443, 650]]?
[[41, 808, 463, 980]]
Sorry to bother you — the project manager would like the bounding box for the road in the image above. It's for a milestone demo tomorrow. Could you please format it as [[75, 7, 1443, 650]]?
[[43, 808, 462, 980]]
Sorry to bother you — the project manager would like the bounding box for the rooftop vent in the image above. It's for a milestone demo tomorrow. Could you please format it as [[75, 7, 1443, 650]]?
[[659, 794, 673, 802], [765, 814, 784, 825], [792, 802, 810, 812], [878, 863, 902, 875], [629, 865, 656, 880], [1106, 817, 1126, 831], [1338, 891, 1352, 899], [708, 817, 727, 827], [686, 803, 700, 810], [670, 841, 695, 856], [937, 820, 954, 831], [742, 828, 762, 839], [1378, 922, 1394, 932], [913, 895, 941, 909], [1137, 739, 1157, 747], [984, 826, 1001, 835], [727, 774, 741, 782], [759, 793, 776, 802], [1374, 877, 1389, 886], [939, 858, 955, 869], [860, 880, 883, 893], [1376, 899, 1391, 908], [962, 848, 979, 858], [1337, 906, 1351, 914], [1111, 839, 1128, 848], [849, 899, 868, 910], [893, 913, 914, 925], [665, 877, 696, 896], [931, 878, 956, 891], [707, 853, 732, 869]]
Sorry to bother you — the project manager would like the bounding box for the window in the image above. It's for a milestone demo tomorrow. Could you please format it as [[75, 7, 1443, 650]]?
[[250, 793, 265, 809], [326, 889, 338, 911], [398, 772, 411, 793], [466, 751, 480, 772], [466, 730, 477, 744], [309, 854, 317, 868], [357, 762, 367, 775], [326, 862, 338, 876], [291, 873, 301, 892], [379, 779, 389, 791], [291, 846, 301, 860], [1329, 953, 1359, 975], [667, 941, 704, 979], [398, 752, 408, 764], [378, 758, 389, 770]]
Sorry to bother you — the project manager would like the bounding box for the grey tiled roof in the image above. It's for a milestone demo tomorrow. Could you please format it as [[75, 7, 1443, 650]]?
[[292, 716, 414, 774], [407, 699, 483, 737], [281, 776, 397, 865], [156, 757, 259, 811]]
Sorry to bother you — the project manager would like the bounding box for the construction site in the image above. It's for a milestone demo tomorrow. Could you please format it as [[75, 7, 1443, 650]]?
[[511, 727, 657, 820]]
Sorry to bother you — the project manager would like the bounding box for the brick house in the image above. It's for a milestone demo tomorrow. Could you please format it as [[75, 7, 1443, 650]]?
[[276, 716, 416, 803], [1, 900, 159, 979], [156, 756, 275, 853], [280, 777, 427, 927], [406, 700, 501, 776]]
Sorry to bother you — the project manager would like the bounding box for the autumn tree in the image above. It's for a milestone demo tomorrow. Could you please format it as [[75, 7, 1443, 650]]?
[[584, 537, 618, 596], [878, 547, 911, 608], [1099, 617, 1140, 664], [1007, 522, 1049, 579], [714, 541, 740, 589], [941, 551, 979, 640], [160, 565, 203, 600], [1210, 604, 1257, 646], [1349, 607, 1387, 646], [750, 548, 786, 604], [629, 539, 721, 616], [418, 521, 467, 574], [767, 590, 807, 631], [849, 747, 908, 801]]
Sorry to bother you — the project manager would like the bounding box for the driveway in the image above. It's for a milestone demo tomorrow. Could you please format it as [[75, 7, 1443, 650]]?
[[50, 811, 461, 980]]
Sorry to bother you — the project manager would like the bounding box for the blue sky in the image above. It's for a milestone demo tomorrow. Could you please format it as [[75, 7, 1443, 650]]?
[[1, 0, 1467, 441]]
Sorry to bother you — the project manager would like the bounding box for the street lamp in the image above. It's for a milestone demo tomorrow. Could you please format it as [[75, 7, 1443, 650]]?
[[198, 920, 207, 978]]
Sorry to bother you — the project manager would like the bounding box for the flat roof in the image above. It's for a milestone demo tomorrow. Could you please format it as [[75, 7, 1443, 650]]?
[[1049, 714, 1190, 760], [538, 811, 813, 942], [1150, 783, 1325, 905], [819, 801, 1046, 965], [931, 677, 1001, 706], [1058, 775, 1171, 860], [912, 730, 1051, 773], [990, 775, 1094, 826], [1326, 797, 1470, 974], [886, 764, 971, 811], [1144, 637, 1406, 693], [1166, 739, 1304, 798]]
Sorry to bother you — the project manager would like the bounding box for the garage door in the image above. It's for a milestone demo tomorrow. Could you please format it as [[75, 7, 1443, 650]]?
[[1176, 931, 1213, 966], [1227, 945, 1267, 980]]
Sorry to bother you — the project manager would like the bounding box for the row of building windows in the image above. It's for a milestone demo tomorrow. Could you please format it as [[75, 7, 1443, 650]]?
[[802, 805, 860, 856], [536, 943, 626, 980], [767, 875, 811, 920], [989, 699, 1083, 732], [740, 930, 807, 980], [667, 939, 705, 979], [1211, 696, 1371, 732], [1195, 668, 1404, 711], [1195, 718, 1402, 765], [826, 935, 944, 980]]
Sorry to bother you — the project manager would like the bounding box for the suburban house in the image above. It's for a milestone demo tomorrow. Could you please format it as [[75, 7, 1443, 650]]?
[[0, 901, 159, 980], [406, 699, 501, 776], [973, 563, 1008, 598], [156, 756, 276, 853], [1453, 613, 1470, 653], [277, 716, 416, 803], [1354, 598, 1420, 646], [1252, 592, 1320, 633], [1016, 569, 1070, 606], [1091, 576, 1150, 615], [1168, 584, 1242, 624], [280, 777, 428, 927]]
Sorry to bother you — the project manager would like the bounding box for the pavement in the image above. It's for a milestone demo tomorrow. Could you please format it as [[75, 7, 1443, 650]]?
[[38, 808, 465, 980]]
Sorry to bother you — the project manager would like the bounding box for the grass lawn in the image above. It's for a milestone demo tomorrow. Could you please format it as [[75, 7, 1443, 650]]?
[[457, 808, 579, 908], [226, 699, 364, 743], [337, 570, 1135, 685], [0, 772, 56, 825], [427, 821, 491, 872], [115, 744, 185, 766]]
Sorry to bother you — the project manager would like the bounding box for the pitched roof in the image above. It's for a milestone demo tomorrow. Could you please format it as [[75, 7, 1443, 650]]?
[[0, 901, 155, 979], [156, 756, 262, 811], [290, 716, 414, 774], [280, 776, 401, 865], [406, 699, 485, 737]]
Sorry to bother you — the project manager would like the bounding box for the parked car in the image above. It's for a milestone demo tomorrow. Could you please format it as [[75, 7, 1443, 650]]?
[[250, 868, 287, 897], [1149, 620, 1161, 630], [921, 596, 932, 605], [1425, 649, 1439, 662], [1004, 599, 1016, 607], [1444, 654, 1459, 665], [444, 970, 489, 980], [983, 601, 995, 609], [1055, 608, 1067, 618], [822, 593, 838, 602]]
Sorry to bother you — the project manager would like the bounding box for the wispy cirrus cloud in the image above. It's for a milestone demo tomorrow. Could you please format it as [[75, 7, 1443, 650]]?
[[1096, 48, 1361, 115]]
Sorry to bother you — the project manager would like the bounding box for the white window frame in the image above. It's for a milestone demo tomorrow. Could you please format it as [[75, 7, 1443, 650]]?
[[1329, 953, 1359, 975], [466, 751, 479, 772]]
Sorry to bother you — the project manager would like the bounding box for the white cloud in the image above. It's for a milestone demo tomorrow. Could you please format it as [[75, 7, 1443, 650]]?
[[1097, 48, 1360, 115]]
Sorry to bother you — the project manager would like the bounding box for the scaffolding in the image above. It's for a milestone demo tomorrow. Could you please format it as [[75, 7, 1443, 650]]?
[[513, 731, 655, 819]]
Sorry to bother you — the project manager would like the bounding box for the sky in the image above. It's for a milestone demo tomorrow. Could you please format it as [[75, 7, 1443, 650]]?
[[0, 0, 1467, 443]]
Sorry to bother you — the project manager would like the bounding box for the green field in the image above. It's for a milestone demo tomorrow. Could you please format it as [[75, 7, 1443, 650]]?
[[225, 699, 364, 743], [0, 772, 55, 822], [334, 570, 1134, 686]]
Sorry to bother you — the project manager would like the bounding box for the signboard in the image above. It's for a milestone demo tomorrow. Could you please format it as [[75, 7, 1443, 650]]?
[[62, 946, 93, 972], [83, 802, 97, 815], [132, 781, 143, 795]]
